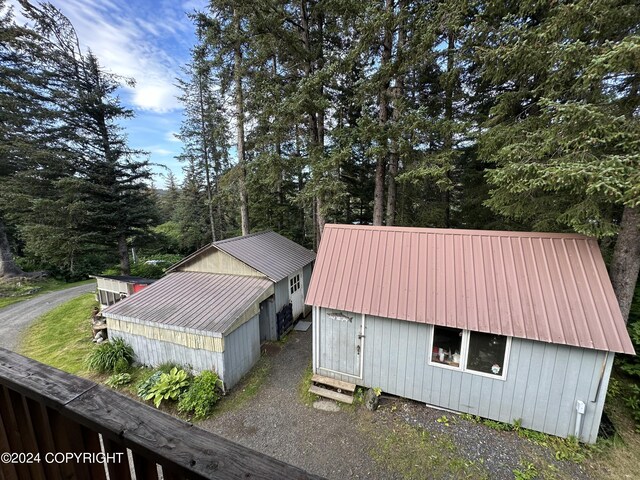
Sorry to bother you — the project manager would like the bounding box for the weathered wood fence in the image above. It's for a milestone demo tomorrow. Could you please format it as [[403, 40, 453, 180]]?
[[0, 348, 321, 479]]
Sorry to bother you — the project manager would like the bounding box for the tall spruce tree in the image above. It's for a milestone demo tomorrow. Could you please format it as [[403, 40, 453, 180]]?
[[477, 0, 640, 320], [10, 1, 157, 275]]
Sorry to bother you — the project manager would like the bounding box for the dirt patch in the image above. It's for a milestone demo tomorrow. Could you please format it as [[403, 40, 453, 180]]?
[[198, 328, 596, 479]]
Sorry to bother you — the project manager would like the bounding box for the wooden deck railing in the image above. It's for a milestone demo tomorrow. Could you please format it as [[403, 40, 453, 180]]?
[[0, 348, 321, 479]]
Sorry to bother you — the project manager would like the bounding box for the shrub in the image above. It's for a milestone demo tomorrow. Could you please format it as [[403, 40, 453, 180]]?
[[144, 367, 190, 408], [137, 371, 163, 398], [86, 338, 134, 373], [178, 370, 222, 420], [156, 362, 186, 374], [114, 357, 130, 374], [105, 373, 132, 388]]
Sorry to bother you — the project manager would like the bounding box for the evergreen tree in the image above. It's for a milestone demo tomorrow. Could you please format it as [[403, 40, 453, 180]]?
[[477, 0, 640, 320]]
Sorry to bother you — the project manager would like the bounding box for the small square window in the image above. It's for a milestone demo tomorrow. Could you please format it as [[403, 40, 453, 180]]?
[[466, 332, 508, 376], [431, 326, 463, 368]]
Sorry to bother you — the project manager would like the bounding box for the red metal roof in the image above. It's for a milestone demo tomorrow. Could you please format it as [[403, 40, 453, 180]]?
[[306, 224, 635, 354]]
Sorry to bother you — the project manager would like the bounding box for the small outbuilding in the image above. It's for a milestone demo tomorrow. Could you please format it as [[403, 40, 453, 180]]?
[[305, 224, 635, 443], [103, 231, 315, 390], [91, 275, 155, 308], [167, 230, 316, 340]]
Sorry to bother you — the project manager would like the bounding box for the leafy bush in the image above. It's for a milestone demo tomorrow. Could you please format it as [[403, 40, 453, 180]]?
[[86, 338, 134, 373], [178, 370, 222, 420], [156, 362, 186, 374], [144, 367, 190, 408], [105, 373, 132, 388], [137, 371, 163, 398], [113, 357, 130, 374]]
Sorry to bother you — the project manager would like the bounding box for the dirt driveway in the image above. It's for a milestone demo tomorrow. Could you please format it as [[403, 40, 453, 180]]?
[[200, 328, 595, 479]]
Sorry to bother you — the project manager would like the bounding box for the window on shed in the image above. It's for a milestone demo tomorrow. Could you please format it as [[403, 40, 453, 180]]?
[[289, 274, 301, 294], [466, 332, 508, 377], [431, 326, 463, 368]]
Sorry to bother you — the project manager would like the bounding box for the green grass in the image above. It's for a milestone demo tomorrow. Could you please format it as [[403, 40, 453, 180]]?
[[0, 278, 93, 309], [298, 362, 319, 406], [366, 421, 489, 480], [212, 355, 271, 415], [18, 293, 98, 375]]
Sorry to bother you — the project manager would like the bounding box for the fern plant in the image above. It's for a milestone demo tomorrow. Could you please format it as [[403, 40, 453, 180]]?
[[144, 367, 190, 408]]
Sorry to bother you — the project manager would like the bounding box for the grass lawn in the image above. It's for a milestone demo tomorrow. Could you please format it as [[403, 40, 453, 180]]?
[[0, 278, 93, 309], [18, 293, 97, 375]]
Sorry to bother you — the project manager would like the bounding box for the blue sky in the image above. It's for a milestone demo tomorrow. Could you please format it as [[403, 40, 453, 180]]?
[[11, 0, 207, 185]]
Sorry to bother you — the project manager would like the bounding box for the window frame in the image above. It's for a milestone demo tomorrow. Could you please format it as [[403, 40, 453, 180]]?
[[428, 326, 512, 381]]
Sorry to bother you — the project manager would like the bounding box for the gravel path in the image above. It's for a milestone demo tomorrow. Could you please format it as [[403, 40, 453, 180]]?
[[200, 328, 597, 480], [0, 283, 94, 351]]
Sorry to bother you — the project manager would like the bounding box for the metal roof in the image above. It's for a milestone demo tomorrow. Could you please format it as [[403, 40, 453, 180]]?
[[168, 231, 316, 282], [91, 275, 156, 285], [306, 224, 635, 355], [103, 272, 273, 335]]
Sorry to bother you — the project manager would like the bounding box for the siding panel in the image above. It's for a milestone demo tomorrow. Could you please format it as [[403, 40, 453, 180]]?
[[318, 311, 610, 442]]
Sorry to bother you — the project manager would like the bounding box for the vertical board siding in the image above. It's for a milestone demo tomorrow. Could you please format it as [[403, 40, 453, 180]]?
[[109, 332, 224, 380], [222, 314, 261, 390], [303, 263, 313, 316], [274, 278, 290, 315], [314, 309, 612, 443]]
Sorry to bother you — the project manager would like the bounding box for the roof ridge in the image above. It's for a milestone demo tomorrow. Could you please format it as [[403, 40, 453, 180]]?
[[214, 230, 274, 245], [324, 224, 590, 240]]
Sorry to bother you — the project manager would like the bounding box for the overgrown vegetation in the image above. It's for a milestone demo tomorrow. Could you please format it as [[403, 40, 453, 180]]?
[[615, 283, 640, 430], [178, 370, 223, 420], [86, 338, 134, 374]]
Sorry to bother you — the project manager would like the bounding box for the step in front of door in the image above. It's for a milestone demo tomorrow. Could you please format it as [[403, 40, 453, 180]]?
[[311, 374, 356, 393], [308, 385, 354, 404]]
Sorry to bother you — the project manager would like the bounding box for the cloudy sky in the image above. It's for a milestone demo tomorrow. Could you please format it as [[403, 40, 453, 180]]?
[[11, 0, 207, 184]]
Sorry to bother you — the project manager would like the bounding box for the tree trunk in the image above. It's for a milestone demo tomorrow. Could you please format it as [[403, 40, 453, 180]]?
[[373, 0, 394, 226], [386, 0, 406, 226], [118, 235, 130, 275], [610, 206, 640, 323], [198, 69, 216, 243], [443, 31, 456, 228], [0, 218, 24, 278], [234, 7, 250, 236]]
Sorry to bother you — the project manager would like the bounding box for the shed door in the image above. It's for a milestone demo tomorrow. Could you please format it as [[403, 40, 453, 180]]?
[[318, 311, 363, 378], [288, 270, 304, 320]]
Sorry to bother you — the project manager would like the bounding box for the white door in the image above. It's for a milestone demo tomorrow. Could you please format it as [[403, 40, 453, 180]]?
[[288, 270, 304, 319]]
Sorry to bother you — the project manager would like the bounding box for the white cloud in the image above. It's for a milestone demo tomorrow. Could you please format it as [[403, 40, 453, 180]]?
[[10, 0, 195, 113], [164, 131, 181, 142]]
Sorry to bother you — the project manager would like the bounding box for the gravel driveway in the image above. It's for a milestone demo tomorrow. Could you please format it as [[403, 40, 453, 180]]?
[[0, 283, 95, 351], [200, 328, 596, 480]]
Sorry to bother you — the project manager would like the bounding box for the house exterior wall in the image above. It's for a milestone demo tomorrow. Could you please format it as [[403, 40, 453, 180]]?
[[274, 277, 290, 314], [109, 330, 225, 380], [313, 307, 612, 443], [178, 249, 265, 278], [259, 297, 277, 342], [107, 317, 224, 352], [302, 262, 313, 316], [109, 313, 261, 391], [222, 314, 261, 389], [96, 278, 134, 295]]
